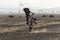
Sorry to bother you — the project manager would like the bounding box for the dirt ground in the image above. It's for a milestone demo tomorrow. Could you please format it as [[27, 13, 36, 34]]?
[[0, 14, 60, 40]]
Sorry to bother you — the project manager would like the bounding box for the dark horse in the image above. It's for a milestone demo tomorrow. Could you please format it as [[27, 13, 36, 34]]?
[[23, 8, 30, 25], [9, 15, 14, 18], [49, 15, 55, 17]]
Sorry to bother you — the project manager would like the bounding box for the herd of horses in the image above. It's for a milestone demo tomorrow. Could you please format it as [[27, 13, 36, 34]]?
[[8, 14, 55, 19], [42, 15, 55, 17]]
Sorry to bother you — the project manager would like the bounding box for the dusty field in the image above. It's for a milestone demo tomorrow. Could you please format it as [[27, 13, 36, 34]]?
[[0, 21, 60, 40], [0, 32, 60, 40], [0, 14, 60, 40]]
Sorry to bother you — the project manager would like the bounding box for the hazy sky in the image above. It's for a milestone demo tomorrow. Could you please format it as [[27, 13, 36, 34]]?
[[0, 0, 60, 9]]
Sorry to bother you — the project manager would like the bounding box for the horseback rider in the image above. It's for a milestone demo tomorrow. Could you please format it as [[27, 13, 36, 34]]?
[[23, 8, 30, 25], [23, 8, 37, 32]]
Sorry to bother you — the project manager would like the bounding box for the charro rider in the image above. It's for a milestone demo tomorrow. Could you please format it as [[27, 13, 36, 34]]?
[[23, 8, 30, 25], [23, 8, 37, 32]]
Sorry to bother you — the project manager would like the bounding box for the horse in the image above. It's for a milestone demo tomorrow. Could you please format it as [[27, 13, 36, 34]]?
[[9, 15, 14, 18]]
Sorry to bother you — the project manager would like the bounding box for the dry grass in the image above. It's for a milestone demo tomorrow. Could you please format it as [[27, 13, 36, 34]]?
[[0, 14, 60, 33]]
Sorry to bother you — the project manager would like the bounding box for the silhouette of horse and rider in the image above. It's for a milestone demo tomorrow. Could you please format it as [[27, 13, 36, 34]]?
[[23, 8, 37, 32]]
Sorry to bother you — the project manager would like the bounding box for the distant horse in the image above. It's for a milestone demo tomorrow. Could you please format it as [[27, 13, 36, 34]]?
[[42, 15, 47, 17], [9, 15, 14, 18], [9, 15, 14, 24], [49, 15, 55, 17]]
